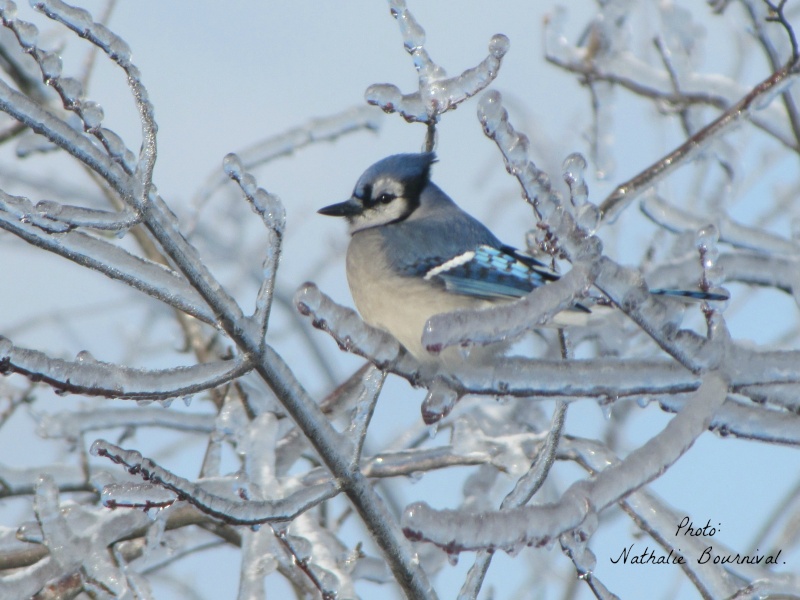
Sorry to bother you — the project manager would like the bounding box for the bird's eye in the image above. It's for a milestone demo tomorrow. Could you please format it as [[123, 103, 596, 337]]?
[[377, 193, 396, 204]]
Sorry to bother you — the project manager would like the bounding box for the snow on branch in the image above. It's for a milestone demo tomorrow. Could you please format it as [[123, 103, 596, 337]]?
[[0, 336, 250, 399]]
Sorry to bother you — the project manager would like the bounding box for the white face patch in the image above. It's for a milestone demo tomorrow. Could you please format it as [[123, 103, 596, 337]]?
[[348, 177, 412, 233]]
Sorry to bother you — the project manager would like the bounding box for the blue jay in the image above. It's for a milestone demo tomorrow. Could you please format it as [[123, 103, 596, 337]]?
[[319, 153, 727, 362]]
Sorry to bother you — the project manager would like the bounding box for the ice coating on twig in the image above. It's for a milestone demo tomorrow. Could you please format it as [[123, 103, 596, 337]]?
[[344, 366, 386, 464], [91, 440, 339, 524], [101, 482, 177, 511], [294, 282, 421, 374], [366, 0, 509, 123], [597, 59, 800, 223], [193, 105, 381, 210], [224, 152, 285, 339], [659, 392, 800, 446], [641, 193, 800, 255], [0, 335, 250, 399], [36, 408, 215, 440], [0, 2, 146, 176], [2, 189, 139, 232], [403, 373, 727, 554], [422, 264, 594, 353], [478, 90, 602, 261], [30, 0, 156, 191]]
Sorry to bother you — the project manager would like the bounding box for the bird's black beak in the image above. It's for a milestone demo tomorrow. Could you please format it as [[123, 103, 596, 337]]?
[[318, 197, 363, 218]]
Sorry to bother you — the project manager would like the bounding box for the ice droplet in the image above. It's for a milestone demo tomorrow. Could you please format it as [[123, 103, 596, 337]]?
[[222, 152, 243, 179], [80, 100, 104, 129], [488, 34, 510, 58], [35, 199, 62, 217], [75, 350, 97, 364], [420, 381, 459, 425], [14, 19, 39, 47], [40, 51, 62, 79], [294, 282, 322, 316], [365, 83, 402, 113], [695, 224, 719, 252], [58, 77, 84, 105], [0, 1, 19, 21]]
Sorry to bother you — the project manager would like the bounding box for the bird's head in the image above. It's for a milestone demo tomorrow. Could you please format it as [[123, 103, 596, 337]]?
[[318, 152, 436, 233]]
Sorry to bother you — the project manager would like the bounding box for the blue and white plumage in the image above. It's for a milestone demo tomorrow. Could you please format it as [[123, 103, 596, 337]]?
[[319, 153, 726, 361]]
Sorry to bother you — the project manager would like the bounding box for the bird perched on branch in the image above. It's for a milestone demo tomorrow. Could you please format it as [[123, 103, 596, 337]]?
[[319, 153, 727, 363]]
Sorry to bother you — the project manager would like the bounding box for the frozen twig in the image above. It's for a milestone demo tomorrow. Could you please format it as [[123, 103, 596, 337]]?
[[91, 440, 339, 524], [460, 396, 568, 599], [365, 0, 509, 126], [223, 153, 285, 343], [599, 59, 800, 222], [0, 336, 249, 400], [401, 372, 728, 553]]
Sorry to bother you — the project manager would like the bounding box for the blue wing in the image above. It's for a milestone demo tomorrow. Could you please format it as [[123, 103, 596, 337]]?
[[423, 244, 561, 300]]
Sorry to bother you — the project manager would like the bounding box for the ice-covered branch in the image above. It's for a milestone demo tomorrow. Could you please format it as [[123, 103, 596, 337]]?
[[460, 399, 568, 599], [659, 393, 800, 446], [193, 105, 381, 208], [401, 373, 728, 553], [0, 203, 217, 323], [477, 90, 602, 261], [31, 0, 160, 196], [421, 263, 595, 353], [365, 0, 509, 126], [295, 282, 422, 376], [91, 440, 339, 524], [641, 194, 800, 255], [0, 76, 130, 192], [544, 6, 800, 154], [0, 188, 139, 232], [343, 366, 386, 466], [1, 1, 138, 173], [223, 153, 285, 342], [36, 408, 216, 440], [0, 336, 249, 399], [598, 59, 800, 222]]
